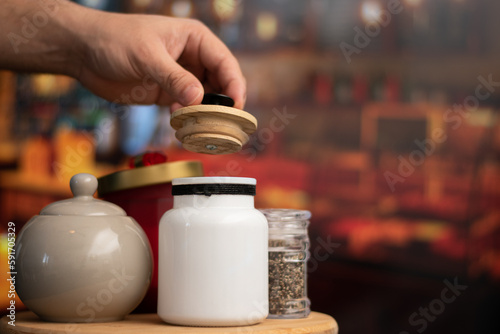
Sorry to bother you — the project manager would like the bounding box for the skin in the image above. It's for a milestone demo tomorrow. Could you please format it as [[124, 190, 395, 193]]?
[[0, 0, 246, 110]]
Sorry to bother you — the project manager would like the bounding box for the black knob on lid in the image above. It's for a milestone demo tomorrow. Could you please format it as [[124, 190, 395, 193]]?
[[201, 93, 234, 107]]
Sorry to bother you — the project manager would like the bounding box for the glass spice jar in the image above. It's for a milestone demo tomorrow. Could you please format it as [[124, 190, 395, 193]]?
[[260, 209, 311, 319]]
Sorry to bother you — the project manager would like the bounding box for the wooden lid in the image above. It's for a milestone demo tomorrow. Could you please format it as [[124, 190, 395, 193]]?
[[170, 105, 257, 155]]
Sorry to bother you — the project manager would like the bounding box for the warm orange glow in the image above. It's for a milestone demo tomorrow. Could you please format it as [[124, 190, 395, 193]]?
[[404, 0, 423, 7], [212, 0, 239, 21], [170, 0, 193, 18], [133, 0, 154, 8], [256, 12, 278, 41], [361, 1, 383, 23]]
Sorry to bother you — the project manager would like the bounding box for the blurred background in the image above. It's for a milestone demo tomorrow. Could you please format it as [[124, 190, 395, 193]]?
[[1, 0, 500, 333]]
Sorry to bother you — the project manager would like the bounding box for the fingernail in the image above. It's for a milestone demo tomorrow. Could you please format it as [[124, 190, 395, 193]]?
[[181, 85, 202, 106]]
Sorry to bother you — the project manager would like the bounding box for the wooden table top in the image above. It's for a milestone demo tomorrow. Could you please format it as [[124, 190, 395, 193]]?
[[1, 311, 338, 334]]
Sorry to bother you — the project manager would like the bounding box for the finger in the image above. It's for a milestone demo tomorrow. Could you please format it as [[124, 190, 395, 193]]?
[[222, 74, 246, 109], [153, 54, 204, 107], [196, 29, 246, 108], [180, 61, 206, 85], [170, 101, 183, 112]]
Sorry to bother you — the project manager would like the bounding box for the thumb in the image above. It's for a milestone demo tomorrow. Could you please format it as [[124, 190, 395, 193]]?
[[155, 56, 204, 106]]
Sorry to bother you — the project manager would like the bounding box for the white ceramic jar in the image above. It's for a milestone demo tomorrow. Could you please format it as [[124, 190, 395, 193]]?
[[158, 177, 268, 326], [14, 173, 153, 323]]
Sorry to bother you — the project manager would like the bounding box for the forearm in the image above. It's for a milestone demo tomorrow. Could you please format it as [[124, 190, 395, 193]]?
[[0, 0, 92, 77], [0, 1, 246, 107]]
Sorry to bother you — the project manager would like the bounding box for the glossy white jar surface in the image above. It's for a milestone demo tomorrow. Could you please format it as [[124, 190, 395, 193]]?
[[158, 177, 269, 326], [14, 174, 152, 323]]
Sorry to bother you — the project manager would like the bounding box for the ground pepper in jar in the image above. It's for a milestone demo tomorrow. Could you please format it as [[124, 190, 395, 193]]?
[[261, 209, 311, 319]]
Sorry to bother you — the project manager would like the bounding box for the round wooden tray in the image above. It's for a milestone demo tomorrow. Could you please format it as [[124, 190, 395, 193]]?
[[1, 311, 338, 334]]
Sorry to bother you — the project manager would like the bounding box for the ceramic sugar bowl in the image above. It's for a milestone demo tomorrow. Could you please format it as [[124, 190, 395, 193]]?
[[14, 173, 153, 322]]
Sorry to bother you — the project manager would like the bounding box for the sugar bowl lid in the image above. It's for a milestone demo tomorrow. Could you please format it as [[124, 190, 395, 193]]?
[[40, 173, 126, 216]]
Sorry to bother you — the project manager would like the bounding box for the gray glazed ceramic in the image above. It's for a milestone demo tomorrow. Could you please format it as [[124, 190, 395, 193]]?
[[14, 173, 153, 322]]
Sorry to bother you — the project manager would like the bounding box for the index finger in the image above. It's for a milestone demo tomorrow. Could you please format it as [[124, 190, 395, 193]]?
[[196, 26, 247, 109]]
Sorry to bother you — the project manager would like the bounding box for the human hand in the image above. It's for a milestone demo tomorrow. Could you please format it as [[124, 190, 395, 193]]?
[[0, 1, 245, 109], [75, 11, 246, 110]]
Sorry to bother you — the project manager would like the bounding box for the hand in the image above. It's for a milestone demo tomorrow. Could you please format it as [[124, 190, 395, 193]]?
[[77, 12, 246, 110], [0, 0, 246, 110]]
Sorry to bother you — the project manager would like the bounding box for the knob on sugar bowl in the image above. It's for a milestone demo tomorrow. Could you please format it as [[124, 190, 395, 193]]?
[[14, 173, 153, 322]]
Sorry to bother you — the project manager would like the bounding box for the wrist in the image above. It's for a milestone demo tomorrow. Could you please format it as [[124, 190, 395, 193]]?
[[0, 0, 99, 78], [50, 1, 96, 79]]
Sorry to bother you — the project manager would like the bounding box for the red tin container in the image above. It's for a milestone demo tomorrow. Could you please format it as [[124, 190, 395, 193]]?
[[97, 160, 203, 313]]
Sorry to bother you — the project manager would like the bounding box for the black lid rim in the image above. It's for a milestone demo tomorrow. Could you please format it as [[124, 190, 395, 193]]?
[[172, 183, 256, 196]]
